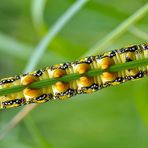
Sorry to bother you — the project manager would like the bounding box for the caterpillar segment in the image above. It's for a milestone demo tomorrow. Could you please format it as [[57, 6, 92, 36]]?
[[72, 56, 98, 94], [0, 43, 148, 109], [21, 70, 52, 104], [0, 76, 26, 108], [47, 63, 77, 100], [117, 44, 146, 80]]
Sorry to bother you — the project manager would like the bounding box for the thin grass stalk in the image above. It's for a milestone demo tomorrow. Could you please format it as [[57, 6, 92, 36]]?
[[84, 3, 148, 56]]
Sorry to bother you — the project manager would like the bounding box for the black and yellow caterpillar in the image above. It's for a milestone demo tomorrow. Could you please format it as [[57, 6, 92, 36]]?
[[0, 43, 148, 109]]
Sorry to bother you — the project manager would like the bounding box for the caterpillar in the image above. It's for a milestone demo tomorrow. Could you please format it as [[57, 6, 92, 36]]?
[[0, 43, 148, 109]]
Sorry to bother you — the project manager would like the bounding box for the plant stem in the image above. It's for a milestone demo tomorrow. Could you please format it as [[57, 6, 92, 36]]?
[[0, 58, 148, 96]]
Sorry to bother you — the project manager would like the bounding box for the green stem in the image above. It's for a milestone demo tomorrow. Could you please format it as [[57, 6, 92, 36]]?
[[0, 58, 148, 96]]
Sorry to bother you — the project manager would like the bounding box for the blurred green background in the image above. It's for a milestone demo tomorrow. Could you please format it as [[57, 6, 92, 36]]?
[[0, 0, 148, 147]]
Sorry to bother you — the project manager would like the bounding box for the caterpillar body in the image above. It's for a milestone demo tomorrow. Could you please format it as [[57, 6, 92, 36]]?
[[0, 43, 148, 109]]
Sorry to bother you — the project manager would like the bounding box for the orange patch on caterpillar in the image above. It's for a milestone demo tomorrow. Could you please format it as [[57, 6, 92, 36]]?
[[76, 63, 91, 74], [100, 57, 114, 70], [23, 88, 42, 100], [21, 75, 39, 86], [53, 69, 66, 78], [101, 72, 117, 82], [79, 76, 93, 87], [55, 81, 69, 92]]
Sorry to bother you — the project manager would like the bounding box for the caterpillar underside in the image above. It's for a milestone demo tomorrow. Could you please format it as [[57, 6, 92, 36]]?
[[0, 43, 148, 109]]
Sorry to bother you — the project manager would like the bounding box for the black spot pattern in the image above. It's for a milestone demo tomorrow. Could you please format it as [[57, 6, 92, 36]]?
[[109, 50, 116, 58], [35, 94, 47, 101], [78, 83, 101, 94], [115, 77, 123, 83], [55, 89, 77, 99], [125, 45, 138, 52], [60, 63, 70, 70], [2, 98, 25, 107], [0, 78, 15, 85], [34, 70, 43, 77]]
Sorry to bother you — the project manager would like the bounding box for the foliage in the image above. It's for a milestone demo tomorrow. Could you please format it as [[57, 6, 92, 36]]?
[[0, 0, 148, 148]]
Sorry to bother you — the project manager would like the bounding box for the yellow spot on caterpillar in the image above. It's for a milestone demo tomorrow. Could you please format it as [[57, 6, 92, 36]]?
[[76, 63, 91, 74], [79, 76, 93, 87], [21, 75, 39, 86], [101, 72, 117, 82], [53, 69, 66, 78], [55, 82, 69, 92], [100, 57, 114, 70], [23, 88, 42, 101]]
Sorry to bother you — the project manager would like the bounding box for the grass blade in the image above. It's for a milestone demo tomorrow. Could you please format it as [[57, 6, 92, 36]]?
[[31, 0, 47, 35], [25, 0, 88, 73], [0, 104, 37, 140], [0, 0, 88, 140], [24, 115, 52, 147], [129, 26, 148, 41], [0, 33, 64, 65], [84, 3, 148, 56]]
